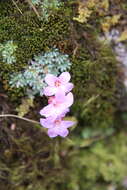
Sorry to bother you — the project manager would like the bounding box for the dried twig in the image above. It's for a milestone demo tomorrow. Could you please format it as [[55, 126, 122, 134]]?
[[11, 0, 23, 15], [26, 0, 40, 18], [0, 114, 40, 125]]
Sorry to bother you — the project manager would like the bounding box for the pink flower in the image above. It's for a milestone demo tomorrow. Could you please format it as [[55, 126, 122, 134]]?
[[40, 91, 73, 118], [44, 72, 74, 96], [39, 71, 74, 138], [40, 117, 75, 138]]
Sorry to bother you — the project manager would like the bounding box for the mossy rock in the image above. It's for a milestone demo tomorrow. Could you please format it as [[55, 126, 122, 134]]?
[[0, 2, 122, 190], [0, 0, 118, 135], [0, 118, 67, 190], [0, 0, 70, 97], [71, 39, 118, 135], [62, 132, 127, 190]]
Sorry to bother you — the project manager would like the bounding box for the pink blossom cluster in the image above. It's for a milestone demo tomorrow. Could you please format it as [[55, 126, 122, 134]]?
[[40, 72, 75, 138]]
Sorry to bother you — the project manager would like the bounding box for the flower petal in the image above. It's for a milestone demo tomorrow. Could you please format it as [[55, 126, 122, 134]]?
[[47, 128, 58, 138], [59, 108, 70, 118], [40, 104, 54, 117], [64, 83, 74, 93], [58, 128, 69, 137], [59, 72, 71, 84], [40, 118, 53, 128], [61, 120, 75, 128], [55, 91, 66, 103], [45, 74, 57, 86], [48, 125, 69, 138], [44, 86, 57, 96], [65, 92, 74, 108], [40, 104, 63, 118]]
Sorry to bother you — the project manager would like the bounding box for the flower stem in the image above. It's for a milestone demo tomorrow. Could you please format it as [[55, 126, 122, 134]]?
[[11, 0, 23, 15], [0, 114, 40, 124]]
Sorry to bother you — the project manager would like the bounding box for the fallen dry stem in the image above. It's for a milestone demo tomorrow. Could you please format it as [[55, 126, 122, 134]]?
[[0, 114, 40, 124], [11, 0, 23, 15]]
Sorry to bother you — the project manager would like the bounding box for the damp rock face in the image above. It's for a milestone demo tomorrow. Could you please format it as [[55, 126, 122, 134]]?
[[0, 1, 127, 190], [103, 29, 127, 111], [104, 29, 127, 88]]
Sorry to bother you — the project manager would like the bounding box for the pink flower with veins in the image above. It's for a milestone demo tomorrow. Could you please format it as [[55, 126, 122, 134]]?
[[40, 117, 75, 138], [44, 72, 74, 96], [40, 91, 73, 118], [39, 72, 75, 138]]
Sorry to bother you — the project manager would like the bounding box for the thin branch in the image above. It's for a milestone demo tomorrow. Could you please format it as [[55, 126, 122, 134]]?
[[26, 0, 40, 18], [11, 0, 23, 15], [0, 114, 40, 125]]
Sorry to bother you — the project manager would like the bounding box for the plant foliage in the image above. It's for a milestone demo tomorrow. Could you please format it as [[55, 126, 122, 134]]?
[[10, 49, 72, 96], [0, 40, 17, 64]]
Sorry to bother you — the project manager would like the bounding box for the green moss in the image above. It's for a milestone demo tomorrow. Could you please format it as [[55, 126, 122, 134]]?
[[62, 132, 127, 190], [0, 1, 70, 98], [2, 117, 127, 190], [0, 1, 123, 190], [71, 40, 117, 134], [0, 119, 67, 190]]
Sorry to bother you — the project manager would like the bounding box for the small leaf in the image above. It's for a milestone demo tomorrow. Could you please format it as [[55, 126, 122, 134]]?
[[117, 29, 127, 42], [101, 15, 121, 32], [16, 97, 34, 117]]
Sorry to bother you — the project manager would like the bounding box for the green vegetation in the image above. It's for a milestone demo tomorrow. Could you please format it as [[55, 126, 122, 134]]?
[[0, 0, 126, 190]]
